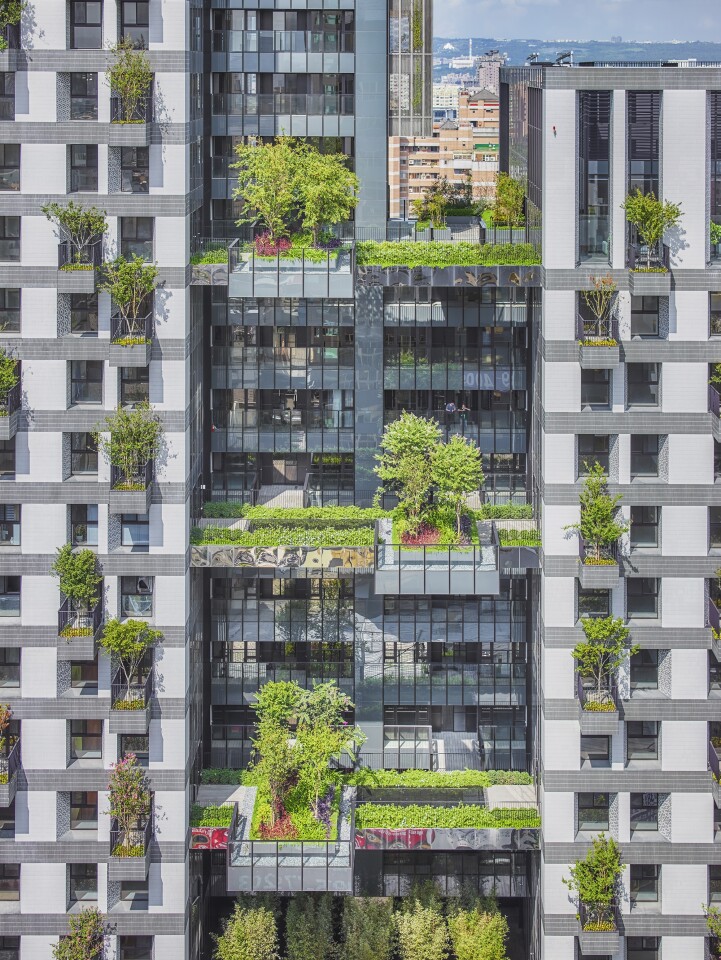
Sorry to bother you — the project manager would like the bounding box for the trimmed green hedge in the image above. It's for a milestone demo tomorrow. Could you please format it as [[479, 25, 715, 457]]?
[[356, 240, 541, 268], [345, 769, 533, 788], [190, 804, 235, 827], [496, 528, 541, 547], [473, 504, 533, 520], [203, 502, 247, 519], [190, 247, 228, 265], [246, 506, 386, 529], [354, 803, 540, 829], [191, 525, 375, 547], [200, 768, 243, 785]]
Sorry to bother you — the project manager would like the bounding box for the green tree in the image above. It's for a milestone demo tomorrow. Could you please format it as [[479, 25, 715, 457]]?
[[232, 138, 303, 243], [107, 37, 152, 122], [432, 435, 484, 534], [100, 618, 161, 703], [395, 899, 450, 960], [252, 720, 298, 825], [0, 1, 24, 51], [412, 178, 453, 228], [296, 720, 365, 822], [705, 904, 721, 953], [42, 201, 107, 265], [298, 146, 359, 244], [100, 256, 158, 332], [564, 833, 623, 908], [565, 462, 628, 562], [375, 412, 441, 526], [0, 348, 18, 403], [52, 907, 105, 960], [340, 897, 395, 960], [448, 906, 509, 960], [0, 703, 12, 762], [51, 543, 101, 614], [573, 616, 638, 699], [493, 173, 525, 227], [286, 894, 335, 960], [214, 899, 280, 960], [295, 680, 354, 729], [581, 275, 618, 339], [254, 680, 302, 727], [95, 401, 163, 488], [107, 754, 151, 854], [622, 189, 683, 268]]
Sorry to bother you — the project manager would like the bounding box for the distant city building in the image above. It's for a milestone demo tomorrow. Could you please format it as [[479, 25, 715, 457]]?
[[433, 84, 460, 122], [476, 52, 507, 94]]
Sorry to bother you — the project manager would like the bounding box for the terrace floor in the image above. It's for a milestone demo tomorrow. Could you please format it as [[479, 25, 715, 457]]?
[[256, 484, 305, 508]]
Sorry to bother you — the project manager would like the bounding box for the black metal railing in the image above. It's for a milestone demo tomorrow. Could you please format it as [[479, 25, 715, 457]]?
[[111, 459, 153, 491], [578, 901, 619, 933], [710, 738, 721, 782], [58, 239, 102, 271], [0, 739, 20, 784], [576, 314, 620, 343], [0, 381, 19, 417], [110, 803, 152, 857], [58, 597, 102, 638], [2, 23, 19, 51], [577, 673, 618, 712], [111, 670, 152, 710], [580, 538, 618, 564], [111, 312, 153, 344], [627, 240, 670, 271], [110, 95, 152, 124]]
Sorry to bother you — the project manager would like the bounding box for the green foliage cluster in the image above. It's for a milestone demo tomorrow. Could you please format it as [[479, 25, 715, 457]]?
[[246, 505, 385, 528], [107, 37, 152, 122], [565, 462, 628, 561], [287, 894, 335, 960], [42, 201, 107, 265], [107, 753, 151, 844], [392, 506, 479, 549], [52, 907, 105, 960], [200, 768, 243, 785], [191, 247, 229, 265], [0, 348, 18, 400], [623, 189, 682, 268], [473, 504, 533, 520], [346, 768, 532, 788], [354, 803, 540, 830], [95, 401, 163, 488], [356, 241, 540, 268], [51, 543, 101, 611], [214, 898, 280, 960], [711, 222, 721, 246], [100, 618, 159, 703], [340, 897, 395, 960], [573, 616, 637, 699], [190, 804, 234, 828], [203, 501, 247, 518], [100, 255, 157, 321], [112, 697, 144, 711], [496, 528, 541, 547], [0, 1, 23, 51], [564, 833, 623, 907], [493, 173, 525, 228], [111, 842, 144, 858], [190, 525, 374, 547]]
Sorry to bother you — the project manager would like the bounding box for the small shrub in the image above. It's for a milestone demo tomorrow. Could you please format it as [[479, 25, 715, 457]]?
[[356, 240, 541, 268], [190, 804, 234, 828], [112, 843, 144, 858], [200, 767, 242, 784], [257, 812, 299, 840]]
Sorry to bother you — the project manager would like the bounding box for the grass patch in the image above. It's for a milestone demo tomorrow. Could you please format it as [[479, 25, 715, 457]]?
[[357, 240, 540, 268], [190, 525, 374, 547], [473, 504, 533, 520], [248, 772, 342, 842], [191, 247, 229, 265], [345, 768, 532, 788], [355, 803, 540, 829]]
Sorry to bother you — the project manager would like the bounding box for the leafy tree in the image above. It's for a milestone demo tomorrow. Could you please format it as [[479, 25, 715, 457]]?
[[395, 899, 450, 960], [565, 462, 628, 561], [100, 256, 158, 332], [42, 201, 107, 265], [705, 904, 721, 951], [0, 348, 18, 402], [711, 363, 721, 389], [448, 905, 509, 960], [296, 720, 365, 822], [254, 680, 302, 727], [214, 899, 280, 960], [564, 833, 623, 905], [298, 146, 359, 244], [412, 178, 453, 228], [252, 720, 298, 825], [286, 894, 335, 960], [393, 451, 435, 531], [95, 401, 163, 488], [581, 274, 618, 339], [340, 897, 395, 960], [493, 173, 525, 227], [375, 412, 441, 525], [432, 435, 484, 534], [295, 680, 354, 729], [100, 618, 160, 703], [0, 703, 12, 761], [52, 907, 105, 960], [0, 1, 23, 51], [107, 37, 152, 122], [622, 189, 683, 268], [573, 616, 638, 698], [232, 138, 303, 243], [107, 753, 151, 853], [51, 543, 101, 613], [712, 222, 721, 247]]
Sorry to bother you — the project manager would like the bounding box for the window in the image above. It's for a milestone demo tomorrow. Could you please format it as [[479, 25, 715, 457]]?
[[631, 435, 660, 478], [119, 937, 153, 960], [712, 294, 721, 337], [712, 507, 721, 550], [630, 506, 659, 549], [631, 296, 659, 337], [630, 793, 659, 833], [69, 145, 98, 193], [627, 363, 660, 407], [0, 506, 19, 546], [578, 588, 610, 619], [0, 146, 19, 192], [0, 218, 19, 261], [121, 366, 149, 406], [121, 576, 153, 618], [71, 505, 98, 546], [0, 441, 13, 479], [715, 439, 721, 480], [70, 790, 98, 827], [0, 650, 19, 688], [69, 721, 102, 760], [630, 650, 659, 690], [710, 866, 721, 904], [70, 432, 97, 475], [70, 73, 98, 120], [627, 578, 659, 619], [577, 793, 609, 832], [121, 734, 149, 765], [627, 721, 659, 761], [71, 660, 98, 690], [627, 938, 659, 960], [581, 369, 610, 408], [0, 865, 19, 901], [578, 435, 609, 474], [68, 863, 97, 903], [121, 217, 153, 260], [0, 577, 19, 617], [120, 1, 149, 47], [580, 735, 610, 765], [119, 879, 148, 906], [120, 147, 149, 194], [0, 290, 20, 333], [70, 292, 98, 335], [0, 937, 19, 959], [70, 360, 103, 404], [70, 2, 103, 48], [121, 514, 149, 550], [0, 74, 14, 121], [630, 864, 659, 904]]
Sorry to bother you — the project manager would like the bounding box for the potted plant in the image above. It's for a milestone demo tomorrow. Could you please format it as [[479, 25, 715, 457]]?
[[623, 189, 681, 294], [52, 907, 105, 960], [51, 543, 102, 639], [572, 616, 637, 731], [0, 703, 17, 803], [101, 618, 160, 732], [95, 401, 163, 513], [564, 834, 623, 953], [565, 462, 628, 586], [100, 255, 158, 366], [43, 201, 107, 292], [107, 37, 152, 125], [107, 753, 152, 878]]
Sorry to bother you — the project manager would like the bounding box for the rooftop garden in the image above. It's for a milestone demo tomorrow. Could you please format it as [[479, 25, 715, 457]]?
[[346, 768, 532, 788], [565, 834, 623, 932], [623, 189, 682, 272], [354, 803, 540, 830], [190, 803, 235, 828], [356, 240, 540, 268], [191, 243, 229, 265]]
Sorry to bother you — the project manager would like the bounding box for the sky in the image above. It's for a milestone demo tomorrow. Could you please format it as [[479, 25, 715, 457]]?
[[432, 0, 721, 43]]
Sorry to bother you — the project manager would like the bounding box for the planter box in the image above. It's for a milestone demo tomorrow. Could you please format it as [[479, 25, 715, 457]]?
[[108, 341, 152, 368], [578, 703, 619, 735], [0, 409, 18, 441], [108, 701, 150, 735], [56, 631, 97, 662], [108, 843, 151, 881], [578, 560, 620, 589], [107, 122, 151, 148], [57, 268, 96, 294], [109, 484, 152, 515], [0, 770, 17, 808], [628, 270, 671, 297], [0, 50, 19, 72], [578, 344, 620, 368], [577, 930, 620, 955]]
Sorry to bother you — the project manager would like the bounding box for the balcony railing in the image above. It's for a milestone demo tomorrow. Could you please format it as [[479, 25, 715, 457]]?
[[58, 239, 102, 271], [110, 808, 152, 859], [576, 314, 619, 343], [577, 673, 618, 712], [578, 901, 620, 933], [228, 239, 354, 299], [0, 381, 19, 418], [1, 24, 19, 51], [111, 671, 152, 711], [211, 29, 355, 55], [111, 312, 153, 344], [0, 739, 20, 787], [212, 345, 355, 369], [627, 240, 670, 271], [212, 93, 354, 117], [58, 597, 102, 639], [111, 459, 152, 492], [110, 95, 152, 124]]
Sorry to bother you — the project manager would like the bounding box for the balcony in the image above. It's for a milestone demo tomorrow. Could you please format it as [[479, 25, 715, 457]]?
[[710, 739, 721, 808], [577, 540, 620, 588], [211, 92, 355, 138], [627, 241, 671, 296], [0, 381, 19, 441], [710, 386, 721, 443], [109, 672, 152, 734], [577, 902, 620, 955], [0, 739, 20, 807], [109, 313, 153, 367], [577, 675, 619, 735], [374, 519, 500, 596], [0, 24, 20, 70], [57, 598, 103, 661], [109, 461, 153, 515], [576, 315, 620, 368], [228, 240, 355, 299], [108, 805, 152, 881], [709, 597, 721, 660], [57, 240, 102, 294], [211, 406, 355, 455], [108, 96, 152, 147]]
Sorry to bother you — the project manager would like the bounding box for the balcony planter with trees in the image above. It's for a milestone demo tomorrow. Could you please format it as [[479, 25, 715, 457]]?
[[52, 543, 103, 657], [43, 201, 107, 294], [106, 38, 153, 146], [0, 704, 18, 806], [107, 753, 152, 880], [96, 401, 162, 514], [573, 617, 637, 734], [0, 1, 22, 69], [623, 189, 681, 296], [102, 618, 159, 734], [0, 349, 19, 440], [578, 275, 620, 368], [565, 834, 623, 955], [101, 256, 157, 366], [566, 463, 627, 588], [51, 907, 105, 960]]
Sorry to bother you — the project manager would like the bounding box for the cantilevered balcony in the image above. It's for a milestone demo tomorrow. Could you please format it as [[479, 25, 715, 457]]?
[[57, 240, 102, 294], [0, 739, 20, 807], [576, 315, 620, 368], [627, 239, 671, 296], [0, 381, 20, 441], [228, 240, 355, 299], [109, 95, 153, 146], [109, 671, 152, 734], [577, 674, 619, 735], [57, 597, 103, 661], [109, 312, 153, 367], [108, 803, 153, 880], [577, 902, 620, 955], [109, 461, 153, 515], [577, 539, 620, 588]]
